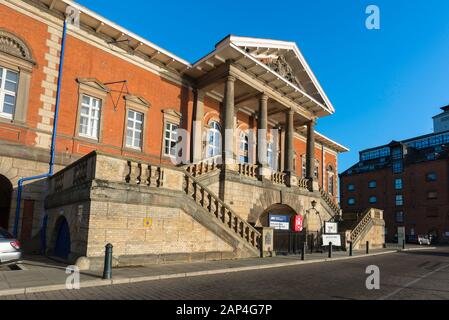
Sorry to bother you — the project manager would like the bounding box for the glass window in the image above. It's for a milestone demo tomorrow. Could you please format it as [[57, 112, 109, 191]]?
[[369, 196, 377, 204], [392, 161, 403, 174], [0, 67, 19, 119], [164, 122, 178, 157], [368, 180, 377, 188], [395, 178, 403, 190], [347, 198, 356, 205], [314, 161, 319, 180], [392, 148, 403, 160], [301, 156, 307, 178], [207, 121, 221, 158], [79, 95, 101, 139], [239, 131, 249, 163], [328, 175, 334, 196], [347, 184, 355, 191], [426, 172, 437, 182], [267, 141, 274, 169], [395, 195, 404, 206], [126, 110, 143, 150], [395, 211, 404, 223]]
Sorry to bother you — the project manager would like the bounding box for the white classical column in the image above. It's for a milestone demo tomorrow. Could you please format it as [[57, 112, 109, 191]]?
[[284, 109, 297, 186], [257, 93, 271, 177], [223, 75, 236, 168], [192, 89, 204, 163], [306, 119, 319, 191]]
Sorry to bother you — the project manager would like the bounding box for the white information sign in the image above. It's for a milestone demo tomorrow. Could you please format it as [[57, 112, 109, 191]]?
[[325, 222, 338, 234], [322, 234, 341, 247]]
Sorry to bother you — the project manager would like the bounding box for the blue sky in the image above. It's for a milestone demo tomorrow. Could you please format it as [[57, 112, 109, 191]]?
[[76, 0, 449, 172]]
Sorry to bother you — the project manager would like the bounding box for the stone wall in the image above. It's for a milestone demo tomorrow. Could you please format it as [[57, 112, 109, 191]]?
[[86, 201, 233, 265]]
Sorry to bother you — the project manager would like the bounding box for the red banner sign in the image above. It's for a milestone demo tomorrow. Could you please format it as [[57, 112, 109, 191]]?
[[293, 215, 304, 232]]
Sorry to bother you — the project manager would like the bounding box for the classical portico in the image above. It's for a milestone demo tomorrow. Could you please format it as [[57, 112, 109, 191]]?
[[187, 36, 335, 190]]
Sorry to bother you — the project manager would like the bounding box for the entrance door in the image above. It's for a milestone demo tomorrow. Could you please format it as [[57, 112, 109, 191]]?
[[54, 218, 71, 259], [0, 175, 12, 229]]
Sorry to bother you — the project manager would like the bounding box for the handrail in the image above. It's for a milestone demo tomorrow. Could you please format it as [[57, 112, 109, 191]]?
[[183, 170, 261, 250], [350, 209, 373, 243], [185, 156, 221, 177]]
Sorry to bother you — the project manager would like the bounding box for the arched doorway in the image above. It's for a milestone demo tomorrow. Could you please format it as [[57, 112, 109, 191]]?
[[53, 216, 71, 259], [259, 204, 305, 255], [0, 175, 13, 230]]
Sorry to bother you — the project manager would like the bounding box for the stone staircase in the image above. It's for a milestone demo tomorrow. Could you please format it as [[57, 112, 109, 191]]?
[[183, 170, 261, 257], [342, 209, 385, 250]]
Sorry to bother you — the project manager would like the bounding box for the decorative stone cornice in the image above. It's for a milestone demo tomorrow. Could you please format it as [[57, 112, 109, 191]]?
[[0, 29, 34, 64]]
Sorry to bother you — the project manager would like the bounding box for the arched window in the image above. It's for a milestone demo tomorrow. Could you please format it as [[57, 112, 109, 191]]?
[[0, 29, 34, 123], [301, 155, 307, 178], [292, 152, 297, 172], [207, 120, 221, 158], [327, 165, 335, 196], [314, 160, 319, 180], [239, 130, 249, 163], [267, 141, 274, 169]]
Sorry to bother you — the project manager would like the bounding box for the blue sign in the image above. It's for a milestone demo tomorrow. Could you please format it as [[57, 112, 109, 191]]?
[[269, 214, 290, 230]]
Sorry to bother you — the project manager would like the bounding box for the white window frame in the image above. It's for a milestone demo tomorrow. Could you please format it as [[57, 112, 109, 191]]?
[[126, 109, 143, 150], [207, 120, 221, 158], [239, 131, 249, 163], [267, 141, 274, 169], [78, 94, 101, 140], [164, 121, 179, 157], [0, 66, 19, 119]]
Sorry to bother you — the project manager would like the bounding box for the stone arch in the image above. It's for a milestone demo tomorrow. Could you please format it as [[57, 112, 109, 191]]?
[[0, 29, 34, 63], [258, 203, 297, 228], [0, 174, 13, 229]]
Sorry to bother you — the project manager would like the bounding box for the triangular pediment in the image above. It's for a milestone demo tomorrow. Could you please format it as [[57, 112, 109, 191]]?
[[227, 36, 334, 113], [124, 94, 150, 107], [76, 78, 110, 93]]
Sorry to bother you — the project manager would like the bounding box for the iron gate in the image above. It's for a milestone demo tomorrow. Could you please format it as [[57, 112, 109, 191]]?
[[273, 230, 306, 255]]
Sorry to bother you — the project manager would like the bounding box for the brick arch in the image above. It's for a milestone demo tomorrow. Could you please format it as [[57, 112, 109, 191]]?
[[203, 111, 220, 128]]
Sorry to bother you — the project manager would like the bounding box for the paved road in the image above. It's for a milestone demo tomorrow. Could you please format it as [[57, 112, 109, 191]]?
[[4, 247, 449, 300]]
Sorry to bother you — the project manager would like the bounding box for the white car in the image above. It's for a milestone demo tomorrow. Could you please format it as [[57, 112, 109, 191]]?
[[0, 228, 22, 264], [418, 235, 431, 246]]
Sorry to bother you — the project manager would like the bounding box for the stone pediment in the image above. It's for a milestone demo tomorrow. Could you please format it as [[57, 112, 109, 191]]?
[[124, 94, 150, 108], [76, 78, 110, 93], [257, 55, 301, 88], [0, 29, 34, 63]]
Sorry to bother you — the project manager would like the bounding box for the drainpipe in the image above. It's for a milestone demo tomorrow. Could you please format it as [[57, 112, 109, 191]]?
[[13, 20, 67, 238]]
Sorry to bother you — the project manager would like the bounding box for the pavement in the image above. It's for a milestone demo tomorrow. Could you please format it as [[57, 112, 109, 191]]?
[[0, 245, 440, 299]]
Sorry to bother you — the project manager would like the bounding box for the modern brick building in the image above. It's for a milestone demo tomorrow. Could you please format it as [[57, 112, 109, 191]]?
[[0, 0, 381, 268], [340, 107, 449, 243]]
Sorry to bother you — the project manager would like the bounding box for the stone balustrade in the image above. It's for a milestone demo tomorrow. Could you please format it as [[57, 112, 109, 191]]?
[[271, 171, 287, 185], [184, 173, 261, 250], [185, 156, 220, 177], [298, 177, 310, 190], [237, 163, 259, 179]]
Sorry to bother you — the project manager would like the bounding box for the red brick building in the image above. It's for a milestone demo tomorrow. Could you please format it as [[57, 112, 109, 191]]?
[[340, 107, 449, 243], [0, 0, 348, 259]]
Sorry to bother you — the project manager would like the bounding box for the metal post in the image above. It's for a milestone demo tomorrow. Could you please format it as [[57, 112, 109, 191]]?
[[402, 239, 406, 250], [102, 243, 113, 280], [328, 242, 332, 258], [310, 234, 314, 253], [366, 241, 369, 254], [301, 242, 305, 261], [349, 241, 353, 256]]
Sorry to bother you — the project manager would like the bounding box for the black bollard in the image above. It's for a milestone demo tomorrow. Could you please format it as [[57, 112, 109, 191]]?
[[328, 242, 332, 258], [402, 239, 406, 250], [102, 243, 113, 280], [366, 241, 369, 254], [301, 242, 305, 261], [349, 241, 353, 256], [310, 234, 314, 253]]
